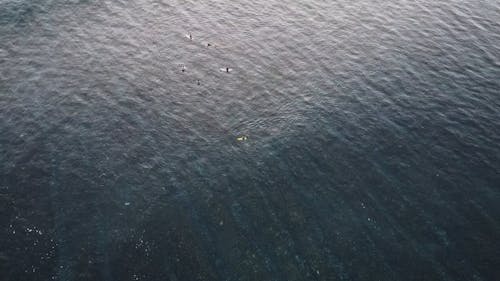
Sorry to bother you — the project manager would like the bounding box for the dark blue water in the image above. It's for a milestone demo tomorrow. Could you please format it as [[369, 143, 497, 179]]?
[[1, 0, 500, 280]]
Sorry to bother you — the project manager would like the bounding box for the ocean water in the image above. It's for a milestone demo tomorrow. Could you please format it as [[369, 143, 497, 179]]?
[[1, 0, 500, 280]]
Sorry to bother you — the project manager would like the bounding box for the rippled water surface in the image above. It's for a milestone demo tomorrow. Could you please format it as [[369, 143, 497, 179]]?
[[1, 0, 500, 280]]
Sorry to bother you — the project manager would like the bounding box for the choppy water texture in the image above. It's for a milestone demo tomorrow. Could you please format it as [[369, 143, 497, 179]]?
[[1, 0, 500, 280]]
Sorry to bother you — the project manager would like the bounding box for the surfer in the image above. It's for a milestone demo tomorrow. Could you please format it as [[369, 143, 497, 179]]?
[[181, 65, 186, 72], [189, 33, 192, 40], [197, 80, 200, 85], [226, 67, 229, 73]]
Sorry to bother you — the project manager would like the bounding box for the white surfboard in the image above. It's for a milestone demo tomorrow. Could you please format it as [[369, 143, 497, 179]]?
[[220, 68, 233, 72]]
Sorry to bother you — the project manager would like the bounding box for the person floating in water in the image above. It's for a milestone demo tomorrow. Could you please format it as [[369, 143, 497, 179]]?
[[197, 80, 200, 85], [189, 33, 192, 40], [181, 65, 186, 72], [207, 43, 211, 47]]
